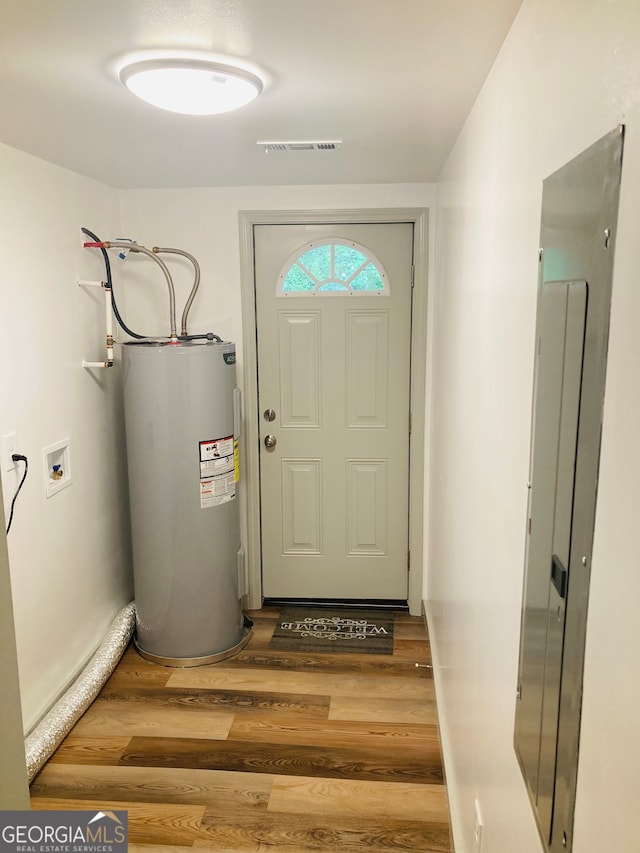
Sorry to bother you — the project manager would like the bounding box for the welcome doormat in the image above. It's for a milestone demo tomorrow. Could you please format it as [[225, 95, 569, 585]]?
[[269, 607, 394, 655]]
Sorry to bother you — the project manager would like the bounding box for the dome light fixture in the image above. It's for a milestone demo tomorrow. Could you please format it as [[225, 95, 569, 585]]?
[[119, 57, 264, 116]]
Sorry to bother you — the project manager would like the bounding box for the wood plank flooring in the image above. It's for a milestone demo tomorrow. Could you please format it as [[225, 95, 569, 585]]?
[[30, 607, 452, 852]]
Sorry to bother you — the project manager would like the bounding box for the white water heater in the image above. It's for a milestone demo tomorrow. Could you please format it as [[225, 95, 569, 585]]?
[[122, 338, 249, 666]]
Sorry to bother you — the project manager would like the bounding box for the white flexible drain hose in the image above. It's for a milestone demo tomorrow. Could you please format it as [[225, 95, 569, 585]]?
[[25, 601, 135, 782]]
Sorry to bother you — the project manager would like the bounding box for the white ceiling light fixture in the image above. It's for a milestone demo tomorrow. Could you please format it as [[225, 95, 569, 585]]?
[[119, 57, 264, 116]]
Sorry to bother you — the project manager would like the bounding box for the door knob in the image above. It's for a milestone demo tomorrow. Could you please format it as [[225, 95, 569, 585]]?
[[264, 434, 277, 449]]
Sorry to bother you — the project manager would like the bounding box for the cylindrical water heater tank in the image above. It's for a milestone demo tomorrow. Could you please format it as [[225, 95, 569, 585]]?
[[122, 338, 250, 666]]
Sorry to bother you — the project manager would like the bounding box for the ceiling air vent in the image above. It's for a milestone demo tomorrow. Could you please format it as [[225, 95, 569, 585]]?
[[258, 140, 343, 153]]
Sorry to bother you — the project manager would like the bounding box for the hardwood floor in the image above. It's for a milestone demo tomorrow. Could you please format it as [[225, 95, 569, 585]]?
[[30, 608, 452, 852]]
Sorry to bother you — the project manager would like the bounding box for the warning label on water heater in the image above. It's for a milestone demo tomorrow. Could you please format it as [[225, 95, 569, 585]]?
[[199, 436, 236, 507]]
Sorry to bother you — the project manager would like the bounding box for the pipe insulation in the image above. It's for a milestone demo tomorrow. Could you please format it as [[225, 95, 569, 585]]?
[[25, 602, 135, 782]]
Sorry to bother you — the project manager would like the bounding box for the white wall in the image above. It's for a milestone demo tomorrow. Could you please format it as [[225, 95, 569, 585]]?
[[0, 161, 432, 731], [0, 144, 133, 731], [429, 1, 640, 852]]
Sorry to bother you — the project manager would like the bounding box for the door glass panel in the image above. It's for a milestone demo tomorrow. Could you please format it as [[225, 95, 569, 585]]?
[[282, 264, 315, 292], [318, 282, 348, 292], [298, 245, 331, 280], [351, 263, 385, 291], [278, 239, 389, 296], [335, 243, 368, 278]]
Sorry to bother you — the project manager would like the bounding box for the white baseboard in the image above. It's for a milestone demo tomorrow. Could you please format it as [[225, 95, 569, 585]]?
[[422, 598, 465, 853]]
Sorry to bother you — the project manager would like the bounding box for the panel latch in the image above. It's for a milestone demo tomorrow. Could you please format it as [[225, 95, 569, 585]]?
[[551, 554, 568, 599]]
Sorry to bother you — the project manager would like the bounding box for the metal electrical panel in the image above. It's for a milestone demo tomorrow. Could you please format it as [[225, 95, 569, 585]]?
[[514, 128, 624, 853]]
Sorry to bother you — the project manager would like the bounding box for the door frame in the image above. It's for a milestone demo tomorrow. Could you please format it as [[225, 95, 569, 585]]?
[[239, 208, 429, 615]]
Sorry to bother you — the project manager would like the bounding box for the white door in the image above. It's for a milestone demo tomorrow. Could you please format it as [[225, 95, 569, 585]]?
[[254, 222, 413, 601]]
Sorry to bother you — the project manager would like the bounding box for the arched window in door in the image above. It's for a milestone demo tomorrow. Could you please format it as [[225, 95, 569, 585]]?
[[278, 239, 389, 296]]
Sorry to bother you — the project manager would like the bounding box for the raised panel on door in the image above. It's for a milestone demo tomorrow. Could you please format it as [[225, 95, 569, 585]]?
[[281, 459, 323, 554], [347, 459, 387, 555], [346, 312, 388, 428], [278, 312, 321, 428]]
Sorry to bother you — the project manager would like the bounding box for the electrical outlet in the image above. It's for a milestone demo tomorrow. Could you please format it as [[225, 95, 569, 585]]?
[[474, 799, 484, 852], [1, 432, 19, 472]]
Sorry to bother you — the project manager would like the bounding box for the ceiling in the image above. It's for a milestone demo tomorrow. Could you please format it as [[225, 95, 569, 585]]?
[[0, 0, 523, 189]]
